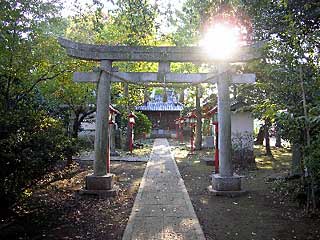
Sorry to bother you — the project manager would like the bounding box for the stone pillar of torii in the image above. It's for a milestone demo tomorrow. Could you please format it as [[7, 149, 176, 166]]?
[[59, 38, 262, 196]]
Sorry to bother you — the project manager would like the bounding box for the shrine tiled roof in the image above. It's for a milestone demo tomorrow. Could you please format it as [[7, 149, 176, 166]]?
[[136, 89, 184, 112], [204, 100, 252, 117], [135, 101, 183, 112]]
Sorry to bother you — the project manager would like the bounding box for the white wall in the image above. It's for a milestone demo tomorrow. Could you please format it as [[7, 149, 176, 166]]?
[[231, 112, 254, 150], [231, 112, 253, 135]]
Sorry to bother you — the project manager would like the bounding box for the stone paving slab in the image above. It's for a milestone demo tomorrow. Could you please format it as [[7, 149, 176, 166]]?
[[122, 138, 205, 240], [137, 191, 187, 205], [133, 204, 193, 218], [125, 216, 163, 240], [141, 182, 185, 193], [163, 217, 205, 240]]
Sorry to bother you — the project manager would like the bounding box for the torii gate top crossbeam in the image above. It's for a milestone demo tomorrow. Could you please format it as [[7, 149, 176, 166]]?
[[73, 71, 256, 84], [58, 38, 262, 63]]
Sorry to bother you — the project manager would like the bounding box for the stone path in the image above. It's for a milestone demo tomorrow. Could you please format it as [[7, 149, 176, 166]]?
[[122, 138, 205, 240]]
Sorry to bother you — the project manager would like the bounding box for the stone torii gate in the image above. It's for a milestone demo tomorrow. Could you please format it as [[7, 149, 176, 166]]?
[[59, 38, 261, 196]]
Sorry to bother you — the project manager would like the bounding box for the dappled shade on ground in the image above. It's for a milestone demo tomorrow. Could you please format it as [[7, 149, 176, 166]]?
[[171, 140, 320, 240], [0, 161, 146, 240]]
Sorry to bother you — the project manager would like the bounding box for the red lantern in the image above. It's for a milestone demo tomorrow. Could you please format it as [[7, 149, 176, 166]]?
[[128, 112, 136, 126]]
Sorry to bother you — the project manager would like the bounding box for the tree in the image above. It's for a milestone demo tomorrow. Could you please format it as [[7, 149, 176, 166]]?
[[39, 21, 98, 138], [39, 2, 116, 139], [0, 0, 77, 207], [242, 0, 320, 209], [0, 0, 66, 111]]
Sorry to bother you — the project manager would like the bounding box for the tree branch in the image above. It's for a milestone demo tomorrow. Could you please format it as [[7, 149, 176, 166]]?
[[16, 69, 70, 103]]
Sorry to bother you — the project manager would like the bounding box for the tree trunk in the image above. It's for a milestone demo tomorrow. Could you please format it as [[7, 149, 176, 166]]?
[[275, 131, 282, 148], [72, 114, 80, 139], [66, 112, 78, 165], [255, 125, 265, 145], [291, 142, 303, 176], [70, 108, 96, 139], [265, 119, 272, 156], [275, 122, 282, 148], [195, 86, 202, 150]]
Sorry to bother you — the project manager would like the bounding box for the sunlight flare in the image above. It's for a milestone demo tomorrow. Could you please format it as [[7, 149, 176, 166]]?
[[200, 23, 241, 60]]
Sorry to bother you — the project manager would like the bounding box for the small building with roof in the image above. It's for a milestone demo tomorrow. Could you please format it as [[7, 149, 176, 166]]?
[[135, 89, 183, 136], [204, 100, 255, 168], [205, 101, 254, 139]]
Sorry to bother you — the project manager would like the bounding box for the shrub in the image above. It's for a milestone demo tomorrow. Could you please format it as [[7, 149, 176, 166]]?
[[0, 108, 74, 208], [134, 112, 152, 137]]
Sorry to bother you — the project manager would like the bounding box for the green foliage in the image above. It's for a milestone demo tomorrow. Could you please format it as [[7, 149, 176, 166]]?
[[253, 99, 278, 122], [108, 0, 158, 45], [134, 112, 152, 137], [0, 0, 62, 110], [96, 0, 160, 114], [241, 0, 320, 205], [0, 104, 74, 207], [0, 0, 81, 208], [276, 112, 304, 143]]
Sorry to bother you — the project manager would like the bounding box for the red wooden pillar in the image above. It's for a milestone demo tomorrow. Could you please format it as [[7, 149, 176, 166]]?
[[213, 122, 219, 173]]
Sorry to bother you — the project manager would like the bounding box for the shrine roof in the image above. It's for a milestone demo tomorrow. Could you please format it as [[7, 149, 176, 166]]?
[[135, 101, 183, 112], [204, 100, 252, 118], [136, 91, 183, 112]]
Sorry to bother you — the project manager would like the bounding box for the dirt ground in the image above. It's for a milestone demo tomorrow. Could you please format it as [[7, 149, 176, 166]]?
[[0, 161, 146, 240], [1, 138, 320, 240], [170, 139, 320, 240]]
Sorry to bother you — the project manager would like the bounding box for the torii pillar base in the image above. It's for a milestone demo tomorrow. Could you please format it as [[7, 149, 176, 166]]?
[[77, 174, 118, 198], [208, 174, 246, 197]]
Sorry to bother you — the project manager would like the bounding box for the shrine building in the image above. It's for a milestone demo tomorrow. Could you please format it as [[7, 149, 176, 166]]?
[[135, 89, 183, 136]]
